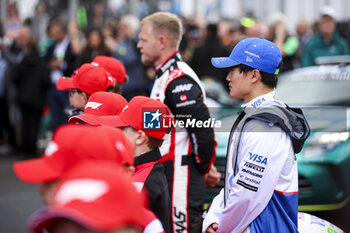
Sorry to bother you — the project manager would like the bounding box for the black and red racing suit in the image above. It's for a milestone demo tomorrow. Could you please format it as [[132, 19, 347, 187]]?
[[150, 51, 216, 233]]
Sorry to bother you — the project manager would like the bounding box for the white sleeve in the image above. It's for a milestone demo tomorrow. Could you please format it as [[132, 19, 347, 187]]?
[[202, 188, 224, 233], [143, 219, 165, 233], [217, 120, 293, 233]]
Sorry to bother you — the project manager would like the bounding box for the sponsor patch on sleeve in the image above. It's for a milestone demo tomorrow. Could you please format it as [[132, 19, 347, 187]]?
[[172, 83, 193, 93], [175, 100, 196, 108], [168, 68, 184, 81], [237, 179, 258, 192]]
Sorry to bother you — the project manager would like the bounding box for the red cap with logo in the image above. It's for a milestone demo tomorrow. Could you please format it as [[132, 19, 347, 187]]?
[[68, 92, 128, 125], [56, 63, 115, 95], [100, 96, 174, 140], [13, 125, 134, 184], [27, 161, 145, 232], [92, 56, 127, 84]]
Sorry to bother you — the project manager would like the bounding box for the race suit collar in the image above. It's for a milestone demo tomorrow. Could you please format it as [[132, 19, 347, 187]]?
[[241, 91, 275, 109], [134, 148, 162, 166], [155, 51, 181, 78]]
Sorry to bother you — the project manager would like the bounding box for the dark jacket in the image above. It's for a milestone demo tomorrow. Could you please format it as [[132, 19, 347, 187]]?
[[190, 36, 230, 85], [13, 54, 51, 108], [44, 42, 80, 77], [134, 148, 171, 233]]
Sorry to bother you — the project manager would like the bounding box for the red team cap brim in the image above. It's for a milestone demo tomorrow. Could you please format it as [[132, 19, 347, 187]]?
[[13, 158, 61, 184], [99, 115, 128, 128], [56, 64, 115, 94], [13, 125, 135, 184], [56, 77, 75, 91], [28, 161, 145, 232], [68, 114, 100, 125], [99, 96, 174, 139], [69, 92, 128, 125]]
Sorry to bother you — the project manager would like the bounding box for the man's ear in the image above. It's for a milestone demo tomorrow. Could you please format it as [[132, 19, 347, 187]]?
[[135, 130, 148, 146], [250, 69, 261, 84], [82, 92, 89, 104], [159, 35, 166, 50]]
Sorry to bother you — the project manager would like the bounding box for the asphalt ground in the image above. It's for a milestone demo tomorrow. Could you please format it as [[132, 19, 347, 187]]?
[[0, 153, 349, 233], [0, 155, 43, 233]]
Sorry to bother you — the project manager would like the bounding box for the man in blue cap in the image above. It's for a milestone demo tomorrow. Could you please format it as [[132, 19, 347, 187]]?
[[203, 37, 310, 233]]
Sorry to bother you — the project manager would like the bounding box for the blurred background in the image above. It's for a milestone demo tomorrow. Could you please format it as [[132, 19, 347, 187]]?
[[0, 0, 349, 232]]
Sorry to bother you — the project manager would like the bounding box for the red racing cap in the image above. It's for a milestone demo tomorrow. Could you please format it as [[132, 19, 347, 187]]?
[[92, 56, 127, 84], [68, 92, 128, 125], [56, 63, 115, 95], [13, 125, 134, 184], [100, 96, 174, 140], [27, 161, 145, 232]]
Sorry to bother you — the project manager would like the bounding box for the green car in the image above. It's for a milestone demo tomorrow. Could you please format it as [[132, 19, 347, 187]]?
[[205, 64, 350, 212]]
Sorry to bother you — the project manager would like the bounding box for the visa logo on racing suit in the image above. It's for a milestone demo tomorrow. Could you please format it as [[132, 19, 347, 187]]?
[[249, 152, 268, 165], [172, 83, 193, 93], [251, 97, 265, 108]]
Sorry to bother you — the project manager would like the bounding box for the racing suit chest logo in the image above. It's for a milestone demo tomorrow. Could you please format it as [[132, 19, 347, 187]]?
[[172, 83, 193, 93], [249, 152, 267, 165]]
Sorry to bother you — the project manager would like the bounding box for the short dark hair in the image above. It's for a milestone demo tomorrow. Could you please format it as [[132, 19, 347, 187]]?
[[106, 85, 116, 93], [111, 84, 122, 94], [147, 126, 172, 149], [207, 24, 218, 37], [237, 63, 283, 88], [80, 89, 91, 99], [146, 135, 163, 150], [48, 18, 67, 33]]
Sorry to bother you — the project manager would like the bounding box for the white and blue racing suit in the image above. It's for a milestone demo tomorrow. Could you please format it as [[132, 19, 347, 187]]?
[[203, 91, 299, 233]]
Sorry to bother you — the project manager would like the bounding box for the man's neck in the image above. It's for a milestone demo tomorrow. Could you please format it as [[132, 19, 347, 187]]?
[[322, 33, 333, 45], [243, 87, 274, 104], [154, 49, 177, 68], [135, 145, 152, 157], [57, 35, 67, 43]]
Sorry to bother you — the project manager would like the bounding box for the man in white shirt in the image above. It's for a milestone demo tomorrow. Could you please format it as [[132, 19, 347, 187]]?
[[45, 19, 80, 130], [203, 37, 310, 233]]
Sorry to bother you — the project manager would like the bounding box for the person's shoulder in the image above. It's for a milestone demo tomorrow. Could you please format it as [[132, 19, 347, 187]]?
[[243, 118, 284, 134], [145, 162, 168, 190], [166, 74, 201, 94], [306, 33, 322, 46], [152, 161, 165, 173], [334, 32, 349, 48]]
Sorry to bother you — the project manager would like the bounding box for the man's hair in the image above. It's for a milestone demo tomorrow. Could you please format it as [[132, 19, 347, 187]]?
[[106, 85, 116, 93], [147, 135, 163, 150], [207, 24, 218, 37], [48, 18, 67, 34], [237, 63, 283, 88], [25, 39, 39, 55], [141, 12, 182, 49], [112, 84, 122, 94]]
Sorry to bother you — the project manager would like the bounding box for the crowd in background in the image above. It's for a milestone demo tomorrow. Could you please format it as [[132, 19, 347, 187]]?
[[0, 1, 349, 158]]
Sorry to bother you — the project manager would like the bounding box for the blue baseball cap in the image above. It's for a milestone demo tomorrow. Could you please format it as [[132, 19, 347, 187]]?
[[211, 37, 282, 74]]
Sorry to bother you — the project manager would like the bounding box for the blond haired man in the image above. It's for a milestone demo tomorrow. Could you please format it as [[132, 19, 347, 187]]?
[[137, 12, 220, 233]]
